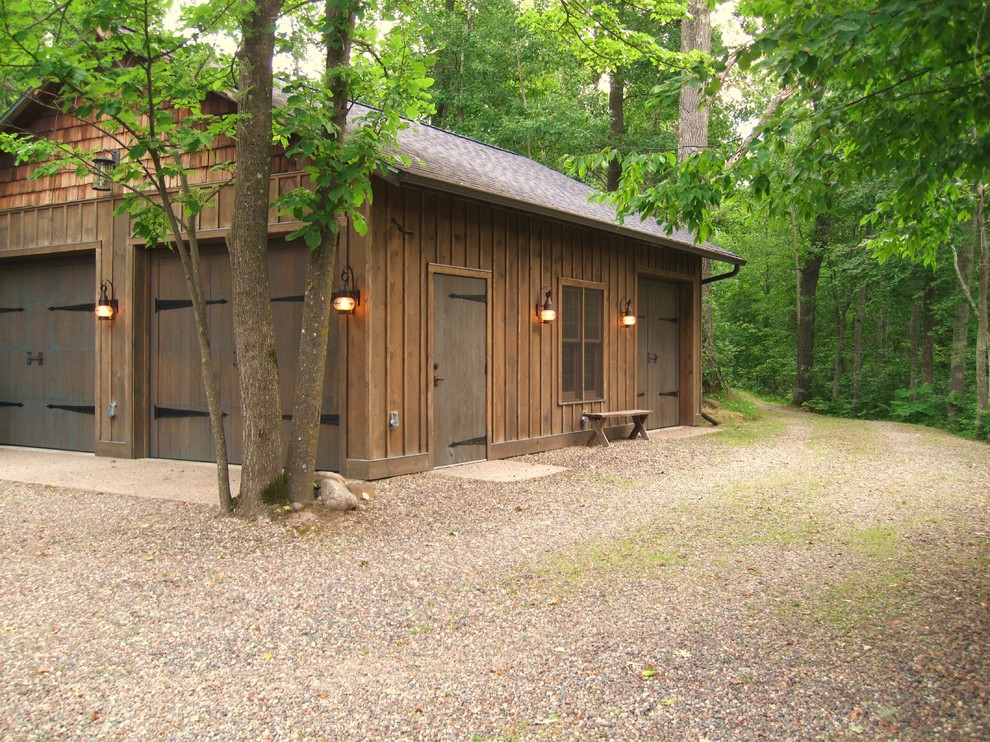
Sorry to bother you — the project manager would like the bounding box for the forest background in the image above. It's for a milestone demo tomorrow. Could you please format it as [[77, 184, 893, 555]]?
[[401, 0, 989, 439]]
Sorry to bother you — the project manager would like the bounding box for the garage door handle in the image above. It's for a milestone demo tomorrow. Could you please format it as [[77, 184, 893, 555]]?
[[26, 351, 43, 366]]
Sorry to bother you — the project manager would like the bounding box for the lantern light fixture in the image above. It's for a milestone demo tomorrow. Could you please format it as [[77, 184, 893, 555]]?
[[620, 296, 637, 328], [95, 280, 118, 320], [92, 150, 119, 192], [537, 287, 556, 324], [331, 266, 360, 314]]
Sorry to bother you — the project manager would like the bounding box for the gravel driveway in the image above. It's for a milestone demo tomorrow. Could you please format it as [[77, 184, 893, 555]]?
[[1, 404, 988, 740]]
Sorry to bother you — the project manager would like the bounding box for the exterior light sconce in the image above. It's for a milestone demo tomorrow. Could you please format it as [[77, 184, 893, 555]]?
[[537, 287, 556, 324], [331, 266, 360, 314], [620, 297, 637, 328], [95, 280, 118, 320], [92, 150, 119, 192]]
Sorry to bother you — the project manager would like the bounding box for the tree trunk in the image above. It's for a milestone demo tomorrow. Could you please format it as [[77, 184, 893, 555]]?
[[284, 231, 339, 503], [677, 1, 715, 393], [833, 303, 847, 400], [793, 214, 829, 406], [977, 188, 989, 430], [921, 280, 935, 386], [852, 285, 866, 411], [154, 172, 232, 512], [228, 0, 286, 513], [284, 0, 356, 504], [677, 1, 711, 162], [606, 69, 624, 192], [908, 281, 921, 391], [948, 236, 974, 424]]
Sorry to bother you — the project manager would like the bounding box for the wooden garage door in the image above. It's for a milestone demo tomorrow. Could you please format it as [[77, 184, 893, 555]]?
[[0, 256, 95, 451], [150, 244, 341, 470]]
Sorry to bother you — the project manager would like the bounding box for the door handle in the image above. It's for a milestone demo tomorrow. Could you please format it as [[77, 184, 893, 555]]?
[[27, 351, 44, 366], [647, 353, 658, 364], [433, 376, 446, 387]]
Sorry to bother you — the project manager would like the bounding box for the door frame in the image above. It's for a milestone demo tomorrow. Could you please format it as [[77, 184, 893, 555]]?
[[634, 267, 701, 426], [426, 263, 492, 469]]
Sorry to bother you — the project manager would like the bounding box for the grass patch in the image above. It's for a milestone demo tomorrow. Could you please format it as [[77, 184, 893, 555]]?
[[810, 570, 913, 634], [534, 531, 687, 585], [712, 389, 768, 421], [846, 526, 901, 560]]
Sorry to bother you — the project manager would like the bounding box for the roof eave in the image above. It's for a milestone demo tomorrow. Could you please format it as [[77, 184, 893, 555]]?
[[391, 169, 745, 266]]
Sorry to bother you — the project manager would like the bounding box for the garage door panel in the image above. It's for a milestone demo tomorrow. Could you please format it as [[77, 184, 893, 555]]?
[[151, 250, 215, 461], [0, 257, 94, 451], [151, 244, 341, 470]]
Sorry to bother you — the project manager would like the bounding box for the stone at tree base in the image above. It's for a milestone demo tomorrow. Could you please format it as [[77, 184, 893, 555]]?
[[316, 473, 360, 511]]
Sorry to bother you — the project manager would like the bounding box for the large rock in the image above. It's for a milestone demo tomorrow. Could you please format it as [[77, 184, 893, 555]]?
[[316, 472, 360, 511]]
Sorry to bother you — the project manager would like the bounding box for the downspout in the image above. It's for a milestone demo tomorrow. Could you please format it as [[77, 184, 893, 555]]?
[[699, 262, 741, 425]]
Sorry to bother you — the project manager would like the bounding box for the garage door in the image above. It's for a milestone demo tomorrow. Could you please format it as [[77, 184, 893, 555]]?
[[0, 256, 96, 451], [150, 244, 341, 470]]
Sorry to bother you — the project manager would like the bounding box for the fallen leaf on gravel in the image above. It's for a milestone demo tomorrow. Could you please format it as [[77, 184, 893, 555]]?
[[641, 669, 657, 678], [552, 646, 565, 652], [849, 723, 865, 735], [262, 653, 274, 660]]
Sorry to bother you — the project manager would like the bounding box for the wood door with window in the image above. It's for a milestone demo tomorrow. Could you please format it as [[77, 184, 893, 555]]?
[[637, 278, 680, 428], [432, 273, 487, 467]]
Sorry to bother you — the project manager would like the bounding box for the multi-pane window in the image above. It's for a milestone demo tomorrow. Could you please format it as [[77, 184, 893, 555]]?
[[560, 282, 604, 401]]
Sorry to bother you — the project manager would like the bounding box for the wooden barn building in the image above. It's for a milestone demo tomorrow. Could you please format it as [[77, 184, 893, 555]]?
[[0, 94, 744, 479]]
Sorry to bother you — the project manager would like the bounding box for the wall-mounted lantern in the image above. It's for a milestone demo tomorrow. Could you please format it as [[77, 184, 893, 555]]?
[[95, 280, 118, 320], [92, 150, 119, 192], [620, 297, 636, 328], [537, 287, 556, 324], [331, 266, 360, 314]]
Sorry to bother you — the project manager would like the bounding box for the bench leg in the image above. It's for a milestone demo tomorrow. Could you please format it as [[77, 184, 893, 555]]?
[[587, 419, 610, 447], [628, 415, 650, 441]]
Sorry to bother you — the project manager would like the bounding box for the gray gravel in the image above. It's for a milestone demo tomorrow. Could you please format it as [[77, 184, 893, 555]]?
[[1, 405, 988, 740]]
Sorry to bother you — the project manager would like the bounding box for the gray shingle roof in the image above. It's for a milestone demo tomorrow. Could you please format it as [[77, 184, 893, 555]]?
[[350, 104, 743, 265]]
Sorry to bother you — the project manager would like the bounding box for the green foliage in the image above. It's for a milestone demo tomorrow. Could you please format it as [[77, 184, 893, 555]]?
[[0, 0, 239, 247], [273, 2, 435, 246]]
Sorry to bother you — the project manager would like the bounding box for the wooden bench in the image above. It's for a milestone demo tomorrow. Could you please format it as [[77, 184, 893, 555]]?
[[581, 409, 651, 447]]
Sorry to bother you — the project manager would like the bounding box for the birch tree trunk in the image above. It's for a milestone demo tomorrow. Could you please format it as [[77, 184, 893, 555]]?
[[607, 70, 624, 193], [948, 236, 974, 424], [677, 1, 716, 391]]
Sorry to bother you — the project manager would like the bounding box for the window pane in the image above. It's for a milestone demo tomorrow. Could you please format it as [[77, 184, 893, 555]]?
[[562, 285, 581, 341], [584, 340, 603, 398], [562, 341, 580, 397], [584, 289, 603, 341]]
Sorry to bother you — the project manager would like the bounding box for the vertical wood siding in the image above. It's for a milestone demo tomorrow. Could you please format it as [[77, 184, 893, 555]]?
[[347, 178, 701, 463]]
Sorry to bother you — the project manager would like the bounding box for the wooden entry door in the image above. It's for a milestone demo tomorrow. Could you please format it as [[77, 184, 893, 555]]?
[[637, 278, 680, 428], [0, 257, 95, 452], [432, 272, 487, 467]]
